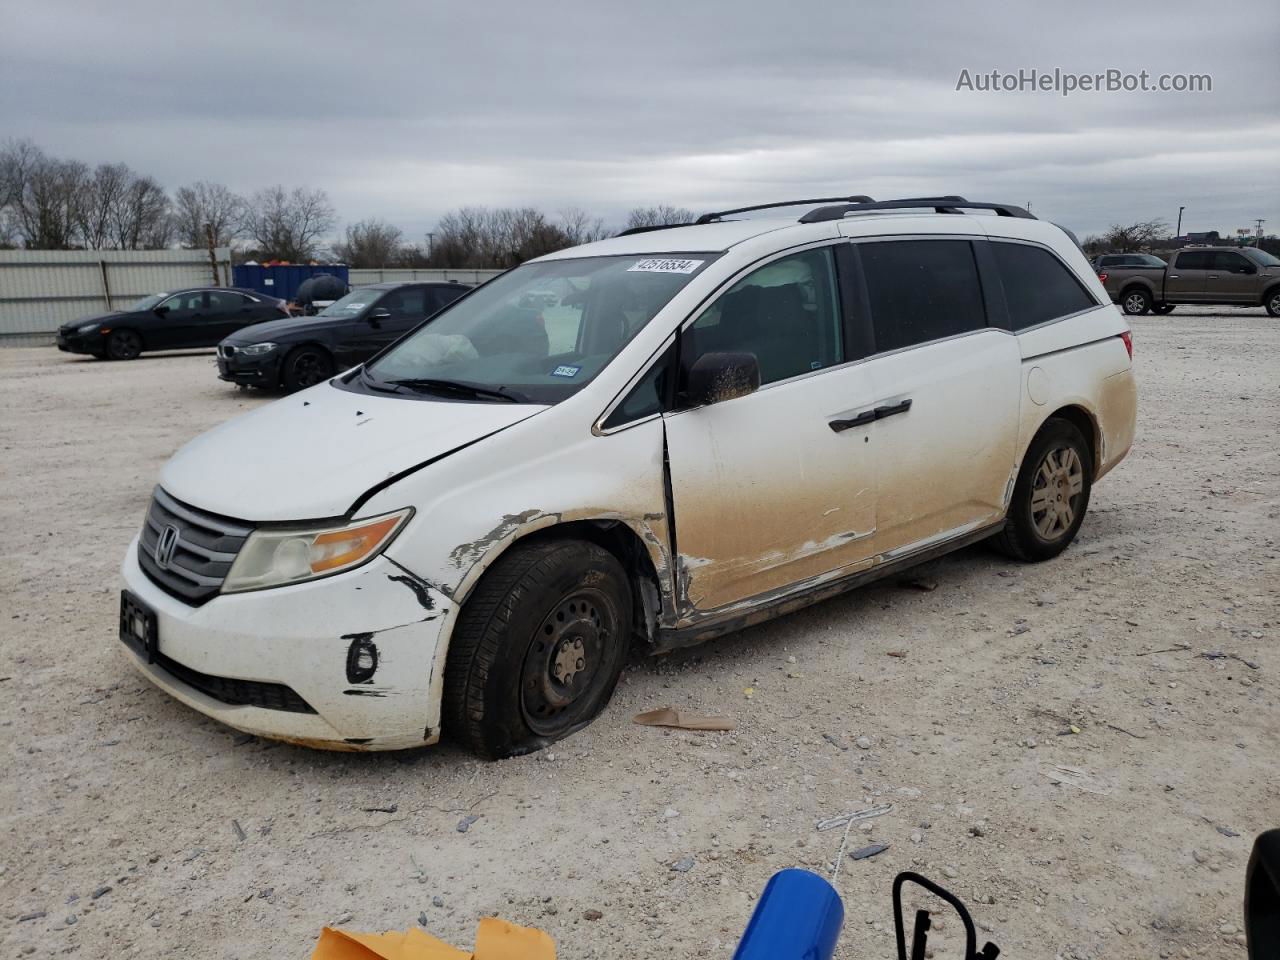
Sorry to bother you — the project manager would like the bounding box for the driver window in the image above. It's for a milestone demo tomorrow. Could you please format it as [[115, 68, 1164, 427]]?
[[687, 247, 842, 386]]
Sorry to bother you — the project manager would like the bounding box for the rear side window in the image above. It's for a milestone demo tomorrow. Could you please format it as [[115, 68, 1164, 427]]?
[[1174, 251, 1211, 270], [992, 242, 1097, 330], [859, 240, 985, 352]]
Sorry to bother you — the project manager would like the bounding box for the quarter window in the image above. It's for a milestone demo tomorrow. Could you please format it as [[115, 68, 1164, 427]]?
[[859, 240, 986, 351], [687, 247, 842, 386], [991, 242, 1097, 330], [602, 343, 674, 429]]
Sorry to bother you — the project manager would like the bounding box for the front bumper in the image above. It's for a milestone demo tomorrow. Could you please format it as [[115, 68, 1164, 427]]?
[[56, 330, 105, 354], [216, 349, 282, 386], [121, 538, 453, 750]]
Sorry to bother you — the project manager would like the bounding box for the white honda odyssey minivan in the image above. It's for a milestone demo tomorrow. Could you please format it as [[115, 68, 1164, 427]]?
[[120, 196, 1137, 757]]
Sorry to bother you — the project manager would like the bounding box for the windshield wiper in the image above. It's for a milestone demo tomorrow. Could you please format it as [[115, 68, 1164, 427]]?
[[385, 377, 528, 403]]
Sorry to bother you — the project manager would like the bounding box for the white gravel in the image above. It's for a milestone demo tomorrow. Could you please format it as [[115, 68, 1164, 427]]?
[[1, 306, 1276, 959]]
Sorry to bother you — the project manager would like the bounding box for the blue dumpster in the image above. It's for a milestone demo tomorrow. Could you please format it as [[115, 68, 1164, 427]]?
[[232, 264, 350, 303]]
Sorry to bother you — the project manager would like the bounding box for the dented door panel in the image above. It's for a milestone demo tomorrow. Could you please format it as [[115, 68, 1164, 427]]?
[[662, 367, 878, 618]]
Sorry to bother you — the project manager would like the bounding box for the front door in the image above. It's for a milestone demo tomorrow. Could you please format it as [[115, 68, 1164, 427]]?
[[664, 246, 878, 618], [1206, 251, 1259, 304], [150, 290, 205, 349], [334, 286, 430, 367], [1166, 251, 1211, 302]]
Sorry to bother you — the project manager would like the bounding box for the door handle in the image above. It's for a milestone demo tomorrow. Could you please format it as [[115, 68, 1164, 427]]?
[[828, 410, 876, 433], [1208, 275, 1219, 279], [873, 398, 912, 420], [1169, 274, 1180, 279]]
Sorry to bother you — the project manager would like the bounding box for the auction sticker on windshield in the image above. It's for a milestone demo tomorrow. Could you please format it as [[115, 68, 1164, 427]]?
[[551, 364, 581, 378], [627, 258, 705, 274]]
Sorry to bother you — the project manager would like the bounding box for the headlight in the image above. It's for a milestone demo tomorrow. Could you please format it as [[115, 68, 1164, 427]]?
[[222, 508, 412, 593], [238, 342, 278, 356], [77, 323, 100, 334]]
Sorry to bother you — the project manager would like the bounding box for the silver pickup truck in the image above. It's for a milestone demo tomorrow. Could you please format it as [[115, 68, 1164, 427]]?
[[1097, 246, 1280, 316]]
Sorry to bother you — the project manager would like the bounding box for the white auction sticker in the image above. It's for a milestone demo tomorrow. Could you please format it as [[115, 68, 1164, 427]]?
[[627, 258, 705, 274]]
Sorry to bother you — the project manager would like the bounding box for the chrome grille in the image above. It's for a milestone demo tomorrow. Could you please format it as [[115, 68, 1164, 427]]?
[[137, 487, 252, 605]]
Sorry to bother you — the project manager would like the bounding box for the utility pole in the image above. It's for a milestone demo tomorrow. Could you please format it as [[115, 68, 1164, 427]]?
[[1255, 219, 1266, 246], [1176, 206, 1185, 239], [426, 232, 435, 260], [204, 222, 220, 286]]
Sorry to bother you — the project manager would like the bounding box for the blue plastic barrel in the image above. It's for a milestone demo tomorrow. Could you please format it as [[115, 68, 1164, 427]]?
[[733, 868, 844, 960]]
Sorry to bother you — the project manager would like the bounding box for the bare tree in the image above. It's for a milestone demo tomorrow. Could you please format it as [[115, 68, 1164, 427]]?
[[173, 181, 244, 249], [558, 206, 610, 246], [13, 154, 88, 249], [242, 185, 336, 260], [76, 162, 133, 249], [111, 174, 170, 249], [0, 138, 44, 211], [332, 218, 404, 267], [427, 206, 574, 268], [624, 204, 696, 230], [1101, 219, 1169, 253]]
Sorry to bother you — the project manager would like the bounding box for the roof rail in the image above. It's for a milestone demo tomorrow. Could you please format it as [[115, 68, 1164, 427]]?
[[614, 223, 698, 238], [799, 197, 1036, 223], [694, 196, 875, 225]]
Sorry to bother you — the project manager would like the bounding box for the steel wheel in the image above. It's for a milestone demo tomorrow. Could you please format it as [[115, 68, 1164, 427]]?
[[1030, 446, 1085, 540], [520, 587, 620, 738], [106, 329, 142, 360]]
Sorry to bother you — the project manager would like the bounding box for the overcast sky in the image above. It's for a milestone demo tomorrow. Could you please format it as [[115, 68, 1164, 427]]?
[[2, 0, 1276, 242]]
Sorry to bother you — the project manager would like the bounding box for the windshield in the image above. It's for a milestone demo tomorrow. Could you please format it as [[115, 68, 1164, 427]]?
[[1243, 248, 1280, 267], [129, 293, 168, 311], [364, 254, 716, 403], [317, 288, 381, 317]]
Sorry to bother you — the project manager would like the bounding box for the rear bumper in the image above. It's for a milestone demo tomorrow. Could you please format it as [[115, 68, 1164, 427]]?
[[120, 537, 453, 750]]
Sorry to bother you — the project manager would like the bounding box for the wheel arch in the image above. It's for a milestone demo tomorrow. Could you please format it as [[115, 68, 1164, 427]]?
[[1262, 281, 1280, 307], [1037, 404, 1101, 477], [1118, 280, 1154, 299]]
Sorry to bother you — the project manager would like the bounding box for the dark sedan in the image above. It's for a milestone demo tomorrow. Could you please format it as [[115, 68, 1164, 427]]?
[[56, 288, 289, 360], [216, 281, 471, 392]]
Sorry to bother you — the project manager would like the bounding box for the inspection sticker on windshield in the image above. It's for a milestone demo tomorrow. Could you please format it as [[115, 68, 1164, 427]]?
[[627, 258, 704, 274], [551, 364, 581, 378]]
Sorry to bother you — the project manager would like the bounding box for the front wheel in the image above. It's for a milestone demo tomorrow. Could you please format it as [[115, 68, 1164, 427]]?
[[105, 329, 142, 360], [1121, 289, 1151, 315], [1266, 289, 1280, 318], [994, 419, 1093, 562], [444, 540, 632, 759], [1152, 303, 1176, 315], [280, 346, 333, 392]]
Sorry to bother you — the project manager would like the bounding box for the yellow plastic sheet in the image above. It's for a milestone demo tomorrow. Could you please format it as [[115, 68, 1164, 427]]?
[[312, 917, 556, 960]]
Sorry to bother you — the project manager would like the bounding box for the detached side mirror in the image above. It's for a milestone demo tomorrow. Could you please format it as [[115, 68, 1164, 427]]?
[[1246, 829, 1280, 958], [684, 351, 760, 407], [367, 307, 392, 324]]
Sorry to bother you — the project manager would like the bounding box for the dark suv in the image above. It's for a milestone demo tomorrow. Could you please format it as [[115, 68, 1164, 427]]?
[[216, 281, 472, 391], [57, 287, 289, 360]]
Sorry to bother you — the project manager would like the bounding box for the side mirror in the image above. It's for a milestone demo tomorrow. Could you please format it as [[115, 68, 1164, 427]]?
[[368, 307, 392, 324], [1238, 264, 1257, 275], [1246, 829, 1280, 957], [684, 351, 760, 407], [153, 305, 169, 317]]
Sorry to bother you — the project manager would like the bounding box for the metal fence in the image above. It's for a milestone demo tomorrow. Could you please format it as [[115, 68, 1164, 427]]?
[[349, 267, 503, 287], [0, 249, 231, 346]]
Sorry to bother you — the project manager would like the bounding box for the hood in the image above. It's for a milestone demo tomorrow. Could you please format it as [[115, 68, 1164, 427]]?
[[160, 382, 546, 520], [62, 310, 127, 331], [222, 315, 342, 344]]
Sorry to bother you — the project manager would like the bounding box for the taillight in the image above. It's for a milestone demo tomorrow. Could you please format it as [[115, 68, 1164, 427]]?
[[1098, 273, 1108, 283], [1119, 330, 1133, 359]]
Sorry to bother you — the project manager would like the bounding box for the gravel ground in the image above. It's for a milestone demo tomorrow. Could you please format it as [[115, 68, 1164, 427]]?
[[1, 306, 1277, 960]]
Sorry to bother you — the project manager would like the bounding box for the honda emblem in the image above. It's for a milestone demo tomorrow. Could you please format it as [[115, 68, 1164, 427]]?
[[154, 523, 180, 569]]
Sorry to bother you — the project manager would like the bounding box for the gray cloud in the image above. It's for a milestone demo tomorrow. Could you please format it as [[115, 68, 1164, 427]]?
[[3, 0, 1276, 240]]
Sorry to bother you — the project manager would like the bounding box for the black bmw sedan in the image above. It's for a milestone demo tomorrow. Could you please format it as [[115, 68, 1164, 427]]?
[[216, 281, 471, 392], [56, 288, 289, 360]]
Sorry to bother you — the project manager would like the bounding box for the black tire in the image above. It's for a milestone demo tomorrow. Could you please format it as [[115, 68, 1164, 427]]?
[[444, 539, 632, 759], [1151, 303, 1176, 315], [105, 329, 142, 360], [993, 419, 1093, 562], [280, 345, 333, 392], [1265, 288, 1280, 318], [1121, 288, 1151, 316]]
